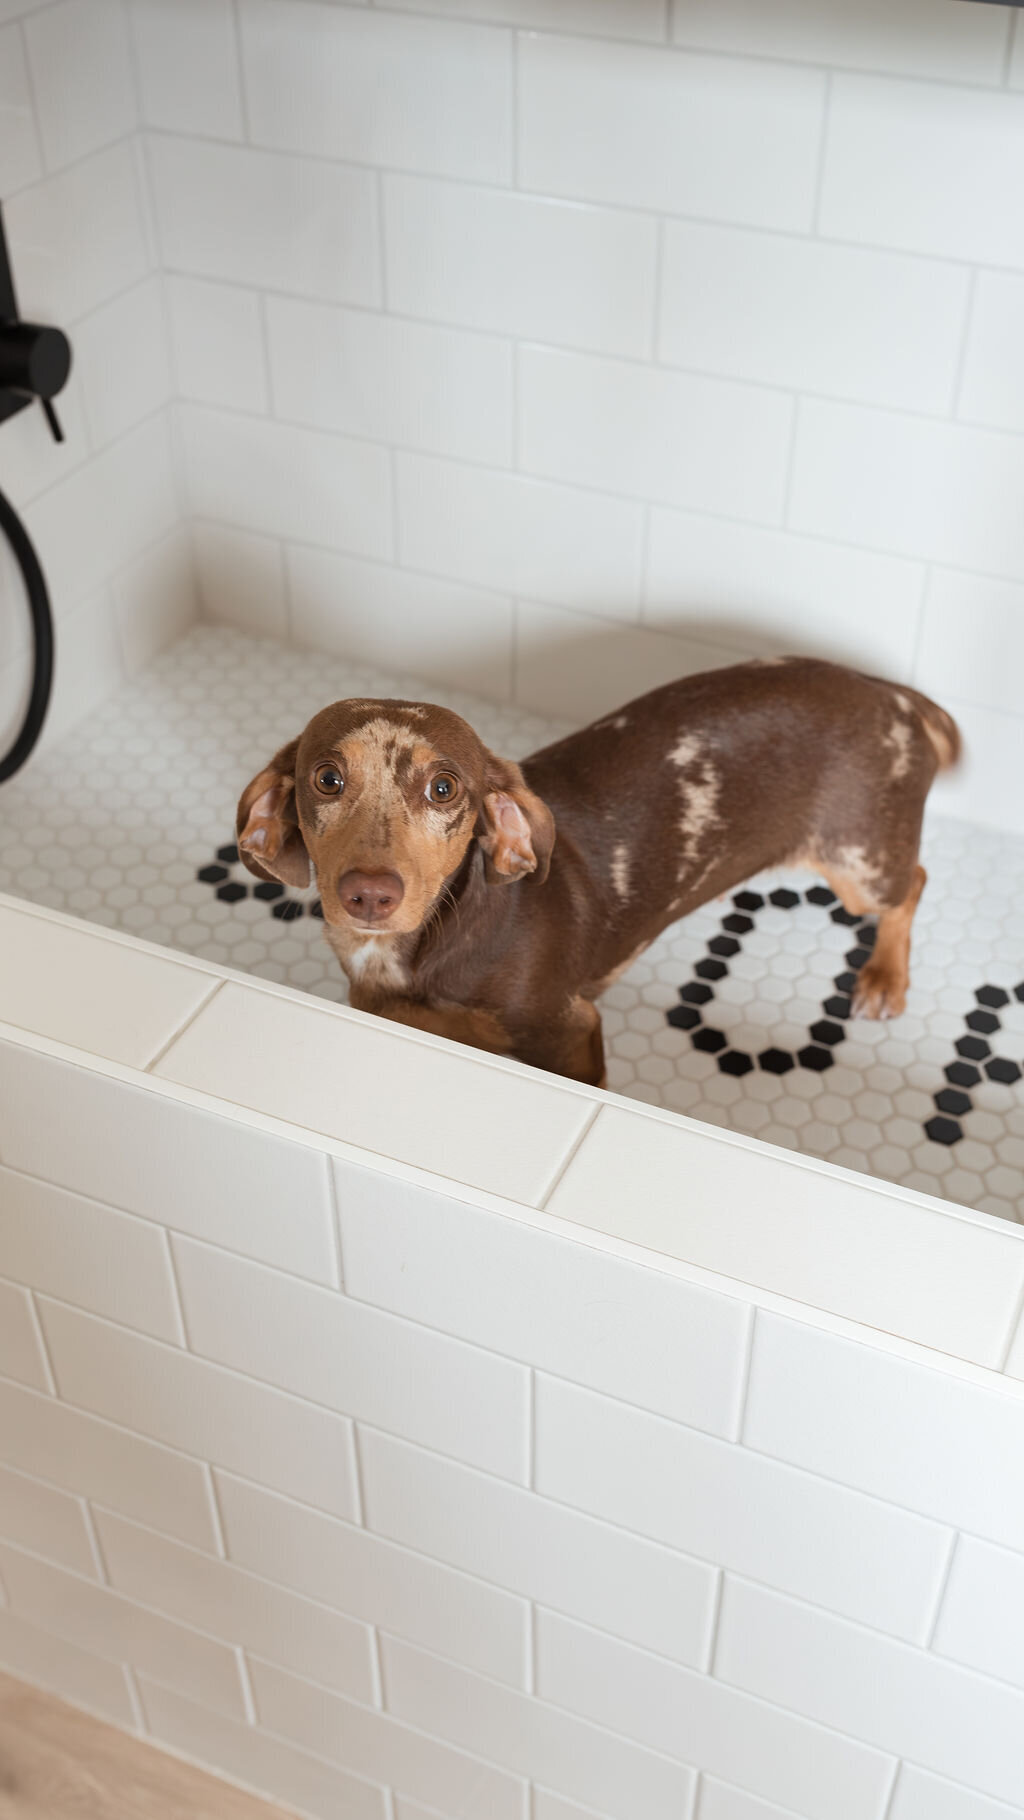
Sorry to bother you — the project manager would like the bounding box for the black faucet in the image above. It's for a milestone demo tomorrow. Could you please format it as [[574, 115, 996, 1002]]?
[[0, 200, 72, 442]]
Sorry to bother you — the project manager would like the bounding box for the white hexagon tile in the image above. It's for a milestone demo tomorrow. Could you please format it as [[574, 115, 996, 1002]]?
[[1, 625, 1022, 1224]]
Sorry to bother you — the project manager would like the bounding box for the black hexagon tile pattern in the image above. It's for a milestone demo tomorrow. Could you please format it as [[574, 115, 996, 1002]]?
[[1, 626, 1021, 1224]]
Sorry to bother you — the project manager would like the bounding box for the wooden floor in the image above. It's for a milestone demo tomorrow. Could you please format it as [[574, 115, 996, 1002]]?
[[0, 1672, 294, 1820]]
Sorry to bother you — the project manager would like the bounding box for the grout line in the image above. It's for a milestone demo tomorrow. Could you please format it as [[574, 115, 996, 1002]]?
[[161, 1230, 190, 1349], [535, 1102, 602, 1210], [949, 265, 979, 419], [80, 1499, 109, 1583], [689, 1771, 705, 1820], [15, 16, 46, 183], [350, 1423, 367, 1528], [525, 1368, 536, 1490], [704, 1569, 726, 1677], [326, 1156, 345, 1292], [880, 1759, 903, 1820], [236, 1645, 258, 1724], [371, 1627, 386, 1710], [382, 1792, 397, 1820], [376, 169, 389, 312], [997, 1271, 1024, 1372], [1003, 9, 1019, 87], [650, 214, 666, 362], [923, 1531, 959, 1650], [141, 980, 224, 1073], [907, 564, 931, 685], [25, 1291, 57, 1396], [524, 1599, 536, 1695], [203, 1464, 230, 1560], [123, 1663, 147, 1732], [231, 0, 252, 143], [810, 68, 833, 235], [779, 392, 801, 529], [511, 29, 521, 190], [732, 1304, 758, 1443]]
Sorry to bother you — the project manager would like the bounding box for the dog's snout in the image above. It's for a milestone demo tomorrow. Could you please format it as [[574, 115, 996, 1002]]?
[[337, 869, 405, 924]]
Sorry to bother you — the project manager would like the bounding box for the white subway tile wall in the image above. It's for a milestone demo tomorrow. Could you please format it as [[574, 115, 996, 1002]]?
[[2, 987, 1024, 1816]]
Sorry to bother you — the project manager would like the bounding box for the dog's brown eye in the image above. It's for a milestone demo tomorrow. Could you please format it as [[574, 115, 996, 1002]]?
[[427, 773, 459, 805], [315, 766, 344, 796]]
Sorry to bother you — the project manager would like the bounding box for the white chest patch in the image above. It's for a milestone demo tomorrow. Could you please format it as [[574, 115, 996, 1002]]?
[[336, 933, 410, 995]]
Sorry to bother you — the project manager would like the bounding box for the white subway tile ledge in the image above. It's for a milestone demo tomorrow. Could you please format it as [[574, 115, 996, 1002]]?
[[2, 892, 1024, 1385]]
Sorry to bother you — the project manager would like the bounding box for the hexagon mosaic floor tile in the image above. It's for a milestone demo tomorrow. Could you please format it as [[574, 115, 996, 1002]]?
[[1, 624, 1022, 1224]]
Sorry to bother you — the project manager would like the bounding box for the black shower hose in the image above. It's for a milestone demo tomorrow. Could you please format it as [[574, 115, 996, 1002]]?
[[0, 481, 53, 783]]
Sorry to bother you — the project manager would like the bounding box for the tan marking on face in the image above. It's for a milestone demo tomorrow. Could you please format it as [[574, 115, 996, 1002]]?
[[610, 843, 631, 901], [885, 716, 913, 780]]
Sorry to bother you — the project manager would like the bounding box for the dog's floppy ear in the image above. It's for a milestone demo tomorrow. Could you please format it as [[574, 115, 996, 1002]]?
[[477, 757, 555, 886], [236, 738, 311, 889]]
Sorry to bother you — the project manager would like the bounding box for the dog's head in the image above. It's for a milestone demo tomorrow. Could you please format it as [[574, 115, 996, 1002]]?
[[236, 699, 555, 936]]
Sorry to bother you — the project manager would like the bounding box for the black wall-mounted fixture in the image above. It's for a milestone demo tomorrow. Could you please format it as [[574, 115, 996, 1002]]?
[[0, 200, 71, 782]]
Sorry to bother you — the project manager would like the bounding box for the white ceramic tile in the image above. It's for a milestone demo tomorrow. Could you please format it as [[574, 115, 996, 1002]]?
[[645, 508, 924, 675], [0, 1044, 338, 1286], [173, 1236, 528, 1483], [535, 1607, 894, 1820], [716, 1576, 1024, 1810], [960, 272, 1024, 434], [0, 901, 213, 1067], [287, 545, 514, 701], [891, 1766, 1024, 1820], [0, 1166, 180, 1342], [267, 296, 512, 466], [534, 1374, 950, 1642], [113, 529, 198, 679], [821, 75, 1024, 267], [383, 176, 657, 358], [337, 1159, 749, 1436], [0, 367, 91, 518], [0, 1608, 134, 1725], [396, 453, 644, 613], [148, 136, 381, 306], [31, 589, 125, 753], [0, 23, 41, 193], [1008, 1309, 1024, 1381], [519, 33, 824, 229], [248, 1655, 526, 1820], [0, 1462, 95, 1578], [672, 0, 1010, 83], [698, 1780, 804, 1820], [361, 1427, 716, 1668], [917, 569, 1024, 721], [153, 981, 593, 1206], [745, 1314, 1024, 1551], [179, 405, 394, 561], [5, 142, 149, 322], [25, 414, 179, 613], [74, 279, 173, 449], [514, 600, 735, 723], [379, 1637, 696, 1820], [0, 1374, 218, 1550], [932, 1536, 1024, 1693], [139, 1676, 389, 1820], [546, 1106, 1024, 1364], [24, 0, 136, 172], [377, 0, 666, 37], [520, 347, 792, 525], [790, 399, 1024, 581], [97, 1509, 376, 1701], [927, 696, 1024, 837], [241, 0, 511, 183], [659, 221, 968, 413], [39, 1300, 360, 1522], [132, 0, 244, 140], [216, 1471, 528, 1688], [166, 275, 268, 415], [0, 1541, 247, 1717], [532, 1795, 612, 1820], [194, 520, 288, 639]]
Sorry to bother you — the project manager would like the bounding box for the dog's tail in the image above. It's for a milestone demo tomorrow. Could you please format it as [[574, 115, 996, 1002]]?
[[901, 685, 962, 772]]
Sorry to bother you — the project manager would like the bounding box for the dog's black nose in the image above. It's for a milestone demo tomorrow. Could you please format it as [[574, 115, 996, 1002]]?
[[337, 870, 405, 923]]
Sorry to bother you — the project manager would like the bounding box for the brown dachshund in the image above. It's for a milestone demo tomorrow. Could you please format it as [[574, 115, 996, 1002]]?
[[236, 658, 960, 1087]]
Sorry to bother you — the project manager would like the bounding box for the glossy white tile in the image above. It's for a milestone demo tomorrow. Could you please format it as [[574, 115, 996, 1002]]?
[[917, 569, 1024, 720], [5, 142, 149, 322], [890, 1766, 1024, 1820], [514, 600, 734, 722], [166, 275, 268, 415], [671, 0, 1010, 83], [0, 1279, 52, 1392], [112, 529, 198, 679], [377, 0, 666, 36], [520, 33, 824, 229], [153, 981, 593, 1205], [132, 0, 244, 140], [217, 1470, 528, 1687], [241, 0, 511, 182], [24, 0, 135, 172], [0, 24, 41, 194], [0, 900, 213, 1066], [534, 1374, 951, 1641], [519, 346, 792, 524], [97, 1509, 376, 1701], [336, 1158, 750, 1436], [546, 1106, 1024, 1363], [745, 1314, 1024, 1549], [173, 1235, 529, 1482], [0, 1166, 180, 1341], [960, 271, 1024, 435], [383, 176, 657, 357], [933, 1536, 1024, 1693], [39, 1300, 360, 1522], [0, 1461, 96, 1578], [0, 1043, 339, 1286], [0, 1608, 134, 1725], [360, 1427, 717, 1667], [194, 521, 289, 640], [249, 1654, 526, 1820]]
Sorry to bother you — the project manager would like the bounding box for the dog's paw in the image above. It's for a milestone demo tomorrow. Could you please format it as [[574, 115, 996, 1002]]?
[[851, 964, 906, 1021]]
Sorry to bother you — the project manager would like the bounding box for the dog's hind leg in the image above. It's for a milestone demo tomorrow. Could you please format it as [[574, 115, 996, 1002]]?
[[849, 862, 927, 1020]]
